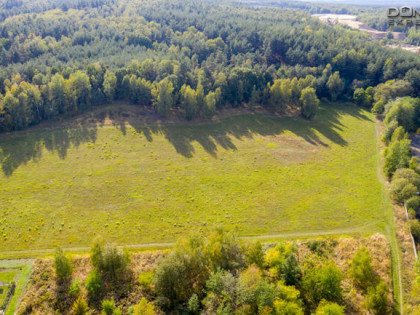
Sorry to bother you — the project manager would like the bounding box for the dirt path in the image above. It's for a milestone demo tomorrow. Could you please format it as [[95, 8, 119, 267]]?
[[0, 220, 384, 259]]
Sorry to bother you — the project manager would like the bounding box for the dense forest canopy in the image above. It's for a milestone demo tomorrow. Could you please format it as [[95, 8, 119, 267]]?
[[0, 0, 419, 131]]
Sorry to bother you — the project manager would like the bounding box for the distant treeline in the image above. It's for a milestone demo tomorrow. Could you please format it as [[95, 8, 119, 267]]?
[[0, 0, 419, 132]]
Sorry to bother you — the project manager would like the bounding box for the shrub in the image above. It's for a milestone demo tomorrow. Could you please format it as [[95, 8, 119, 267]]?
[[315, 300, 345, 315], [133, 298, 156, 315], [307, 240, 328, 256], [384, 139, 411, 177], [153, 229, 245, 309], [154, 251, 199, 307], [392, 168, 420, 189], [406, 196, 420, 211], [384, 97, 418, 132], [187, 294, 200, 313], [72, 297, 89, 315], [408, 209, 417, 219], [372, 100, 385, 114], [390, 178, 417, 203], [102, 298, 115, 315], [54, 248, 73, 280], [138, 271, 154, 289], [366, 281, 389, 315], [273, 299, 304, 315], [410, 156, 419, 171], [390, 126, 408, 143], [69, 279, 82, 297], [91, 239, 130, 281], [383, 120, 398, 143], [349, 247, 376, 291], [302, 263, 343, 306], [300, 87, 319, 119], [204, 229, 246, 272], [245, 241, 265, 268], [410, 220, 420, 243], [85, 269, 103, 295], [202, 269, 239, 314], [265, 242, 301, 286]]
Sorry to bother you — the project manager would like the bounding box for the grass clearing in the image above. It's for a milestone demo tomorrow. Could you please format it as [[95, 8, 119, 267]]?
[[0, 260, 33, 315], [0, 103, 390, 252]]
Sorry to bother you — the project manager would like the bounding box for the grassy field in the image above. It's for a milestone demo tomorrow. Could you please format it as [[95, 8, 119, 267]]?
[[0, 103, 391, 252]]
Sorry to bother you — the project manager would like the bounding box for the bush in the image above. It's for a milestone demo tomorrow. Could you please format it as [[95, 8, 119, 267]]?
[[204, 229, 246, 272], [138, 271, 154, 289], [187, 294, 200, 313], [302, 263, 343, 306], [133, 298, 156, 315], [245, 241, 265, 268], [154, 251, 199, 307], [366, 281, 389, 315], [54, 248, 73, 280], [72, 297, 89, 315], [390, 178, 417, 203], [91, 239, 130, 281], [384, 139, 412, 177], [372, 100, 385, 114], [390, 126, 408, 143], [102, 298, 115, 315], [408, 209, 417, 219], [154, 229, 245, 309], [410, 156, 419, 171], [406, 196, 420, 211], [300, 87, 319, 119], [410, 220, 420, 243], [265, 242, 301, 286], [315, 300, 345, 315], [68, 279, 82, 297], [349, 247, 376, 291], [392, 168, 420, 189], [383, 120, 398, 143], [307, 240, 328, 256], [85, 269, 103, 295], [384, 97, 418, 132]]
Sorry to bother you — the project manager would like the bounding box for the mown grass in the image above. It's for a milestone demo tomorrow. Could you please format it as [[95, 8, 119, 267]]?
[[0, 103, 390, 252], [0, 269, 15, 305], [0, 260, 32, 315]]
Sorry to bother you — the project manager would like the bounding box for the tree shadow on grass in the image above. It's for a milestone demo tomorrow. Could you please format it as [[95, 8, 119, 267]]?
[[0, 124, 98, 177], [0, 103, 370, 176]]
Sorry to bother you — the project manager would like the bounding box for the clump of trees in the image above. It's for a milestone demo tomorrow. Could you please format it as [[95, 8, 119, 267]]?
[[52, 239, 134, 315], [46, 231, 391, 314]]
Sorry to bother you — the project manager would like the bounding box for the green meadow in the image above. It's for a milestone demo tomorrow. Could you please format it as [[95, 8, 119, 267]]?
[[0, 103, 390, 252]]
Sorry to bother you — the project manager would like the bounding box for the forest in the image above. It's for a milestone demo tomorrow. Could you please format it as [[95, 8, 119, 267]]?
[[0, 0, 419, 131]]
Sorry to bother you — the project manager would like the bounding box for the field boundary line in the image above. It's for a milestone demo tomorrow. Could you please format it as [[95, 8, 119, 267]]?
[[0, 221, 384, 259]]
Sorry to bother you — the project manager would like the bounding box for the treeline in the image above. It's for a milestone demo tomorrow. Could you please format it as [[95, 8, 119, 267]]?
[[0, 0, 419, 131], [39, 230, 390, 314], [234, 0, 384, 15], [374, 92, 420, 313], [374, 91, 420, 258]]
